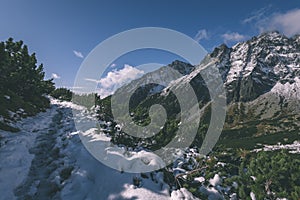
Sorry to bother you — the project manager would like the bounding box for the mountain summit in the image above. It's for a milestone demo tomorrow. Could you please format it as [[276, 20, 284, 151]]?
[[210, 31, 300, 102], [103, 31, 300, 151]]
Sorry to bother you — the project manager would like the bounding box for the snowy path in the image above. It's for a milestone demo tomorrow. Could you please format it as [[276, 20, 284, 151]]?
[[0, 106, 58, 200], [1, 101, 186, 200], [14, 107, 71, 199]]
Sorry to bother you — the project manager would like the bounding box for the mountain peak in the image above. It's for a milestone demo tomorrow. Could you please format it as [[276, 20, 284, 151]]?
[[210, 44, 230, 58], [211, 30, 300, 102], [167, 60, 194, 75], [259, 30, 282, 38]]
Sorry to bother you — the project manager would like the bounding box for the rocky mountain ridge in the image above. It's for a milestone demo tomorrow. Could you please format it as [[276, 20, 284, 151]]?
[[99, 31, 300, 151]]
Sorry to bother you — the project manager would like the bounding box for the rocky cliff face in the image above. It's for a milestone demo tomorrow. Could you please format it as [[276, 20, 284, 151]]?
[[130, 31, 300, 104], [104, 31, 300, 150], [210, 31, 300, 103]]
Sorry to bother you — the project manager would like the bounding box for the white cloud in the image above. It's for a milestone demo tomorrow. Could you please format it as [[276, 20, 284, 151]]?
[[194, 29, 209, 42], [73, 50, 84, 58], [242, 5, 271, 24], [85, 64, 144, 98], [262, 9, 300, 36], [221, 32, 247, 43], [85, 78, 100, 83], [51, 73, 60, 79], [110, 63, 117, 68]]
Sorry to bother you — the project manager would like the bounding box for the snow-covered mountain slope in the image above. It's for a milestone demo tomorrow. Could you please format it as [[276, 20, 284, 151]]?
[[159, 31, 300, 125], [107, 31, 300, 152], [0, 100, 200, 200], [114, 60, 195, 100], [117, 31, 299, 109], [211, 31, 300, 102]]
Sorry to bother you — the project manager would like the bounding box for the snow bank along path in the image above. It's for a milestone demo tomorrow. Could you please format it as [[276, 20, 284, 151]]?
[[0, 100, 197, 200], [0, 106, 57, 200]]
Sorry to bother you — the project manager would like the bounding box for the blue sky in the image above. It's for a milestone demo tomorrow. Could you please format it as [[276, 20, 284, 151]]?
[[1, 0, 300, 94]]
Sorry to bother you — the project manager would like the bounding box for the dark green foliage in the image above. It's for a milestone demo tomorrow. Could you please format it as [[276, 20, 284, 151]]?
[[95, 86, 182, 151], [242, 150, 300, 199], [0, 38, 54, 130], [172, 148, 300, 199], [216, 149, 299, 199], [51, 88, 73, 101]]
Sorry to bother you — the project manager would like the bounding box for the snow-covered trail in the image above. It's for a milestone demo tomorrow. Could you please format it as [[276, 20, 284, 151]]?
[[14, 107, 72, 199], [0, 101, 175, 200], [0, 105, 58, 200]]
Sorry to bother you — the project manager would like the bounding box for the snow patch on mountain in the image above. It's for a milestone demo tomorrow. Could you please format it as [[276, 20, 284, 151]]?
[[253, 141, 300, 154], [271, 77, 300, 99], [226, 42, 249, 83]]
